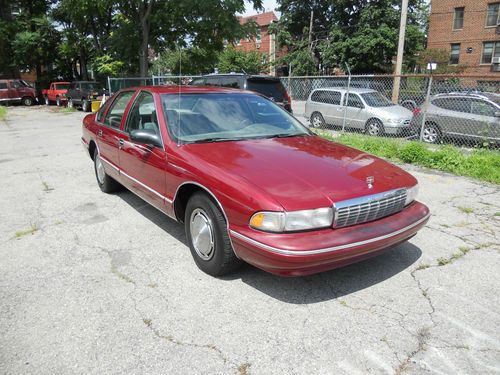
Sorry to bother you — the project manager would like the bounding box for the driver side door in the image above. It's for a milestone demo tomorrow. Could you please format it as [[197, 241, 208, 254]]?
[[118, 91, 169, 212]]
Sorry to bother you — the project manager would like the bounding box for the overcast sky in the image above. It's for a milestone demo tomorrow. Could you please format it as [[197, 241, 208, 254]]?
[[242, 0, 279, 16]]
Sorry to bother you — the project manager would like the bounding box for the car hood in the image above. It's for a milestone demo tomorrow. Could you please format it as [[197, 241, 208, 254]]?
[[183, 135, 417, 211], [370, 105, 413, 119]]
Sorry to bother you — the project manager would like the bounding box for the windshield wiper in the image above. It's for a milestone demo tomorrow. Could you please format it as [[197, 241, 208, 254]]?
[[190, 137, 247, 144]]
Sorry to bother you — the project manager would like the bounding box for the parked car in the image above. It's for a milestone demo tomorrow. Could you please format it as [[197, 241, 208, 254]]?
[[305, 88, 414, 136], [0, 79, 37, 106], [411, 92, 500, 144], [190, 73, 292, 113], [81, 86, 429, 277], [66, 81, 108, 112], [42, 81, 70, 106]]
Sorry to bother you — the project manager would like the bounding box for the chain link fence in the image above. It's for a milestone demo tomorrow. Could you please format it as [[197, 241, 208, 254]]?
[[107, 73, 500, 147]]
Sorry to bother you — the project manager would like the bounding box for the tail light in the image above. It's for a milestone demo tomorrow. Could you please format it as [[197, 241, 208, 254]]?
[[413, 107, 421, 116], [285, 91, 292, 106]]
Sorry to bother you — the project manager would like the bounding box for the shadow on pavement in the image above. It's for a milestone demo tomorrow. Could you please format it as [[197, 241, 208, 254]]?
[[117, 189, 422, 304]]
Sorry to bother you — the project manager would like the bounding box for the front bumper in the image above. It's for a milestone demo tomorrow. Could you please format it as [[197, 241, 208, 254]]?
[[229, 201, 429, 276]]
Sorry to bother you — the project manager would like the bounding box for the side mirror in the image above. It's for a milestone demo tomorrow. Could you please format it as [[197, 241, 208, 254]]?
[[130, 129, 162, 148]]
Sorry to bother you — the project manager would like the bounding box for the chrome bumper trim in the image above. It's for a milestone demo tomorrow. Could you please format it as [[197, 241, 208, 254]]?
[[229, 212, 430, 256]]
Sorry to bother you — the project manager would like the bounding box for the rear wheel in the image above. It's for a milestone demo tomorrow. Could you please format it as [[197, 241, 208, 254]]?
[[22, 96, 34, 106], [421, 123, 441, 144], [67, 98, 74, 108], [44, 96, 50, 105], [365, 119, 384, 136], [93, 148, 120, 193], [310, 112, 325, 128], [185, 192, 241, 276]]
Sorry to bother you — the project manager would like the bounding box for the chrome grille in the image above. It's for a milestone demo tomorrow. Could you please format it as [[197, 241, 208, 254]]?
[[333, 189, 407, 228]]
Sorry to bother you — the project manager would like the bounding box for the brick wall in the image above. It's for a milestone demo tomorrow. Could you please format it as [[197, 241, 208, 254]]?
[[428, 0, 500, 74]]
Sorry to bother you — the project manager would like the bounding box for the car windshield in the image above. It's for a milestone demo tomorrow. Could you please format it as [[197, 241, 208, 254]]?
[[161, 93, 309, 143], [360, 92, 395, 107], [56, 83, 69, 90], [80, 82, 97, 90]]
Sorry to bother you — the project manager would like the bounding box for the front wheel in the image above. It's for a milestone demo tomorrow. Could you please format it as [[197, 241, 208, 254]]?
[[56, 97, 61, 107], [421, 123, 441, 144], [67, 98, 74, 108], [365, 119, 384, 136], [44, 96, 50, 105], [93, 148, 120, 193], [185, 192, 241, 276], [22, 96, 34, 106], [82, 99, 90, 112]]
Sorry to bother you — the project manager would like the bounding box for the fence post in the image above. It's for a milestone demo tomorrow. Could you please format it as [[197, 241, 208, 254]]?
[[288, 63, 292, 100], [341, 65, 352, 132], [107, 76, 111, 95], [419, 75, 433, 142]]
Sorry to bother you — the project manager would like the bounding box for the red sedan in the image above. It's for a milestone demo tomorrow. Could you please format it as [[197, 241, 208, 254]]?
[[81, 86, 430, 277]]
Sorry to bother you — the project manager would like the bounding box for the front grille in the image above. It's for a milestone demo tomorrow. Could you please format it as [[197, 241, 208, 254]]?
[[333, 189, 407, 228], [403, 119, 411, 126]]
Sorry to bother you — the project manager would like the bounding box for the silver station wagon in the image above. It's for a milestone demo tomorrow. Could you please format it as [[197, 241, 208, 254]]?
[[305, 87, 413, 136]]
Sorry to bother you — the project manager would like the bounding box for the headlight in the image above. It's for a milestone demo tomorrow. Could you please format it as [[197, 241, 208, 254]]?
[[386, 118, 403, 125], [250, 208, 333, 232], [405, 184, 419, 205]]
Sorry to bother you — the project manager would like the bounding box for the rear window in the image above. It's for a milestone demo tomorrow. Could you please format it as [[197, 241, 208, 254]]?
[[311, 90, 341, 105], [432, 97, 470, 113], [246, 78, 287, 102]]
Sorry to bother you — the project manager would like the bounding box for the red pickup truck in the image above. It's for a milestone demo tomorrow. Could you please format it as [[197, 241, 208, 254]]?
[[0, 79, 37, 106], [42, 82, 70, 106]]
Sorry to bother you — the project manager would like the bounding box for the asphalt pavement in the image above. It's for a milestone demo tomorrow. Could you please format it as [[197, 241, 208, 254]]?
[[0, 106, 499, 374]]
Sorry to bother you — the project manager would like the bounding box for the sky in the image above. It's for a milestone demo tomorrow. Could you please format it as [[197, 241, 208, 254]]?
[[242, 0, 279, 16]]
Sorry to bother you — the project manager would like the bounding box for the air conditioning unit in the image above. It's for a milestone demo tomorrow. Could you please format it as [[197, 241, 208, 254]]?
[[492, 56, 500, 64]]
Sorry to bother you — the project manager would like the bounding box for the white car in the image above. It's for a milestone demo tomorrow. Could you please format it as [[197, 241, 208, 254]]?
[[305, 87, 413, 136]]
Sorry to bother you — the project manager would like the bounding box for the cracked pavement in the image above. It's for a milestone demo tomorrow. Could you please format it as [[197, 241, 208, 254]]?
[[0, 106, 499, 374]]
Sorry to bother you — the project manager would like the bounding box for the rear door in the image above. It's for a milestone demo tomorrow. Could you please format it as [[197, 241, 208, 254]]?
[[97, 90, 135, 181], [431, 97, 471, 137], [469, 98, 500, 140]]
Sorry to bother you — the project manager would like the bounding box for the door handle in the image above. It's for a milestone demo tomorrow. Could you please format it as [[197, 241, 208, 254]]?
[[98, 129, 103, 137], [118, 139, 124, 149]]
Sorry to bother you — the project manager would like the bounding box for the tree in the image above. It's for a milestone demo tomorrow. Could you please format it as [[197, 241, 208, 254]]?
[[217, 46, 267, 74], [416, 49, 467, 74]]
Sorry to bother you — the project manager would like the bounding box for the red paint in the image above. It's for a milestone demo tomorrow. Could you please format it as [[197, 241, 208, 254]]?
[[42, 82, 70, 103], [82, 86, 430, 276]]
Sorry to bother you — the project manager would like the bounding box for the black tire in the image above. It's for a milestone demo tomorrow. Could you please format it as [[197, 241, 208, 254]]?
[[22, 96, 34, 106], [421, 122, 441, 144], [365, 119, 384, 136], [93, 148, 120, 193], [44, 96, 50, 106], [185, 192, 241, 276], [67, 98, 74, 108], [310, 112, 325, 128], [82, 99, 90, 112], [56, 97, 61, 107]]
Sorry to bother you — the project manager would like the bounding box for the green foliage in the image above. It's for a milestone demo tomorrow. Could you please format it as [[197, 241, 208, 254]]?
[[0, 106, 7, 121], [317, 132, 500, 184], [92, 54, 125, 76], [416, 49, 467, 73], [217, 46, 267, 74], [151, 48, 219, 75]]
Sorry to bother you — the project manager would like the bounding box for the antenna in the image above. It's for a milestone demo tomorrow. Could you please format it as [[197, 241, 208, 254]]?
[[177, 42, 181, 147]]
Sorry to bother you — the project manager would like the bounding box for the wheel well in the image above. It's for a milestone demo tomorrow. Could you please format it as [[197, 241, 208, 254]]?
[[88, 140, 96, 161], [365, 117, 383, 128], [424, 121, 442, 132], [173, 183, 224, 223]]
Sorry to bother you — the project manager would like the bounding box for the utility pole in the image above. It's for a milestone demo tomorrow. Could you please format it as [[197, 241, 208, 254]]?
[[391, 0, 409, 104], [308, 10, 314, 51]]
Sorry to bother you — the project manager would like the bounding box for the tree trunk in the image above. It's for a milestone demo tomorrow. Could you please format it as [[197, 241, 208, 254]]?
[[138, 0, 154, 77], [79, 45, 88, 80]]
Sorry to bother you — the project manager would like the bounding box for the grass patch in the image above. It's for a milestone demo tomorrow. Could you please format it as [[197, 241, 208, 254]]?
[[42, 181, 54, 192], [15, 224, 38, 238], [0, 106, 7, 121], [494, 212, 500, 217], [437, 246, 470, 266], [317, 131, 500, 184], [416, 263, 430, 270], [59, 106, 77, 113], [457, 206, 474, 214]]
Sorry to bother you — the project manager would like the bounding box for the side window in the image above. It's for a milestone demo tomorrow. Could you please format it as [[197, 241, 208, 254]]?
[[205, 77, 221, 86], [11, 80, 21, 88], [0, 82, 7, 89], [220, 77, 239, 88], [96, 97, 112, 123], [325, 91, 341, 105], [345, 93, 364, 108], [190, 78, 205, 86], [124, 91, 160, 136], [103, 91, 135, 128], [311, 90, 324, 103], [470, 99, 496, 117]]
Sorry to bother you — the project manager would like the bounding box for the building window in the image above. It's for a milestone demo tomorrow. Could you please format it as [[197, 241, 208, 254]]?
[[453, 7, 465, 30], [486, 3, 500, 26], [450, 44, 460, 64], [256, 28, 262, 42], [481, 41, 500, 63]]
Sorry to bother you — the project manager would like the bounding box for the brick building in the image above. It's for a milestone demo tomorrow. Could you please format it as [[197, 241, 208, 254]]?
[[235, 11, 280, 75], [427, 0, 500, 75]]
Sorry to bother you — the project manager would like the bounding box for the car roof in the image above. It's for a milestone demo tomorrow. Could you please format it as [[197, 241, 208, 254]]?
[[312, 87, 377, 94], [433, 91, 500, 102], [119, 85, 256, 94], [201, 73, 281, 81]]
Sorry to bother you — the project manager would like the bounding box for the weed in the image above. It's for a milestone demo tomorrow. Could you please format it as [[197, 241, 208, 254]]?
[[110, 265, 135, 284], [143, 318, 152, 327], [416, 263, 430, 270], [494, 212, 500, 217], [317, 131, 500, 184], [15, 224, 38, 238], [238, 363, 251, 375], [59, 106, 77, 113], [437, 257, 451, 266], [440, 223, 450, 228], [339, 300, 347, 306], [42, 181, 54, 192], [147, 282, 158, 288], [457, 206, 474, 214], [437, 247, 470, 266], [0, 106, 6, 121]]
